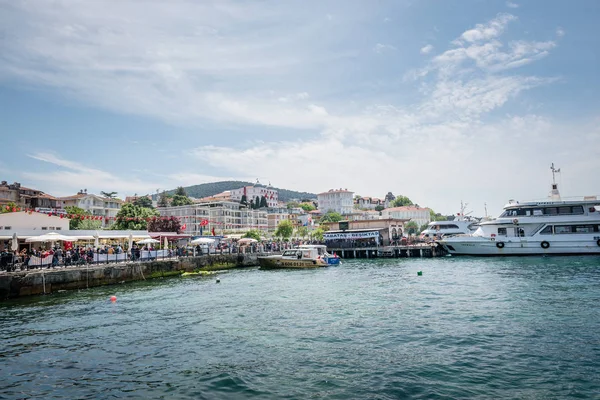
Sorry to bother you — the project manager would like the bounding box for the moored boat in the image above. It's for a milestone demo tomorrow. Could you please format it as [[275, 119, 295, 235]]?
[[258, 245, 340, 269]]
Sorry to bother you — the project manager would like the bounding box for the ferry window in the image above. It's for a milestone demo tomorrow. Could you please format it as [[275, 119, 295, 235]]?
[[42, 227, 47, 230], [4, 226, 10, 230], [533, 209, 543, 216], [540, 226, 553, 234], [544, 207, 558, 215], [574, 225, 593, 233], [498, 228, 507, 236], [500, 211, 509, 217], [558, 206, 571, 215], [554, 225, 572, 234], [572, 206, 584, 214], [524, 209, 533, 216], [517, 209, 528, 216], [447, 224, 459, 229]]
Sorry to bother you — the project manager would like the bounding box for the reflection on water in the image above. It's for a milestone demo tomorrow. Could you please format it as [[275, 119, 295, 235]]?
[[1, 257, 599, 399]]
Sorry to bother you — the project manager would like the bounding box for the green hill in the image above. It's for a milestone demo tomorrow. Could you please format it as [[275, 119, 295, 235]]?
[[166, 181, 316, 202]]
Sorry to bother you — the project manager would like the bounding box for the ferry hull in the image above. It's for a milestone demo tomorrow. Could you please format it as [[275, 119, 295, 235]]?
[[258, 256, 327, 269], [440, 237, 600, 256]]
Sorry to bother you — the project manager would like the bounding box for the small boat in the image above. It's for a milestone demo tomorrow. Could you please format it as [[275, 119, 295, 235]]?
[[420, 202, 478, 239], [258, 245, 340, 269]]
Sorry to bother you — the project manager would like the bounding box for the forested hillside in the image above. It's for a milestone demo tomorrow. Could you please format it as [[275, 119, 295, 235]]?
[[167, 181, 316, 202]]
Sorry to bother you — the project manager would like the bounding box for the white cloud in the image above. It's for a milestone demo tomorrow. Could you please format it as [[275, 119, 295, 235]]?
[[455, 13, 517, 44], [420, 44, 434, 55], [506, 1, 519, 8], [556, 27, 566, 37], [373, 43, 397, 54]]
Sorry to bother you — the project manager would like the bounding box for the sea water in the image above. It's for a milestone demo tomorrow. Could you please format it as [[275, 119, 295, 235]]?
[[1, 256, 599, 399]]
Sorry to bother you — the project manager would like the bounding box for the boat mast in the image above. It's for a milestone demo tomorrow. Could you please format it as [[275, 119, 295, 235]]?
[[549, 163, 561, 200]]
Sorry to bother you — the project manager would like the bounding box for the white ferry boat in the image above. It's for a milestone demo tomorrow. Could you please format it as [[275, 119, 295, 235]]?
[[439, 165, 600, 256], [258, 245, 341, 269], [421, 202, 478, 239]]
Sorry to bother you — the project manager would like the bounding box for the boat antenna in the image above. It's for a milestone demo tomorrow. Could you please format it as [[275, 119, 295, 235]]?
[[549, 163, 561, 200], [484, 202, 488, 218]]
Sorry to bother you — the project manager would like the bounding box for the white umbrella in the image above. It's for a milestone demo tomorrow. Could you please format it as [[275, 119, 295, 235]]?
[[190, 237, 215, 245], [238, 238, 258, 245], [11, 232, 18, 252], [137, 238, 159, 245], [94, 232, 100, 248], [25, 232, 78, 243], [163, 236, 168, 249]]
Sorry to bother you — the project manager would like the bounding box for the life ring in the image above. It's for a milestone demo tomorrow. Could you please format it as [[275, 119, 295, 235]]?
[[512, 218, 519, 225], [596, 239, 600, 247], [496, 242, 505, 249], [541, 241, 550, 249]]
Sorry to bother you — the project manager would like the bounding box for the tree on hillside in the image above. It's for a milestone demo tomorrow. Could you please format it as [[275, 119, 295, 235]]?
[[171, 194, 193, 207], [274, 220, 294, 240], [148, 216, 182, 233], [429, 209, 447, 222], [300, 203, 316, 212], [134, 196, 153, 209], [158, 191, 171, 207], [242, 230, 262, 241], [254, 196, 260, 209], [404, 221, 419, 235], [175, 186, 188, 196], [65, 206, 101, 230], [259, 196, 268, 208], [310, 227, 325, 241], [391, 196, 413, 207], [296, 226, 308, 239], [100, 191, 118, 198], [286, 201, 300, 209], [385, 192, 395, 202], [320, 211, 343, 223], [112, 203, 159, 230], [375, 205, 385, 212], [240, 194, 248, 206]]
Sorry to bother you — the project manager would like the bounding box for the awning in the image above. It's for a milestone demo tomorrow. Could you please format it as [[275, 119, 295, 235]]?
[[324, 230, 381, 240]]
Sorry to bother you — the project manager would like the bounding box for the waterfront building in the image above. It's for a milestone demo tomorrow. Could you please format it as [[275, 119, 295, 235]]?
[[230, 185, 278, 208], [0, 181, 57, 210], [317, 189, 354, 215], [355, 196, 387, 210], [321, 218, 408, 246], [55, 190, 122, 228], [266, 206, 306, 232], [381, 206, 431, 227], [159, 201, 268, 236], [196, 191, 232, 203]]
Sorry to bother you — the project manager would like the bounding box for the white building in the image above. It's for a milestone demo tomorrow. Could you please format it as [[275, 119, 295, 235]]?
[[159, 201, 268, 236], [381, 206, 431, 227], [230, 185, 278, 208], [0, 211, 69, 234], [317, 189, 354, 215], [55, 191, 122, 227]]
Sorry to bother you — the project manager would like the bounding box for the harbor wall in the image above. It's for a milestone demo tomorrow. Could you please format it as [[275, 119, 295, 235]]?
[[0, 254, 259, 299]]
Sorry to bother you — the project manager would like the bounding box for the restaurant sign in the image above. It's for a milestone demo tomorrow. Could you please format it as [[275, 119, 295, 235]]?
[[324, 231, 380, 240]]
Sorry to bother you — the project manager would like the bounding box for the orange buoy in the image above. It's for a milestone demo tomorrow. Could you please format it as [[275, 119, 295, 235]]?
[[110, 295, 117, 302]]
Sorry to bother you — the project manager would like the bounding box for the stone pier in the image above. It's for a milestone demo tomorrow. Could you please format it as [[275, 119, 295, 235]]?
[[0, 254, 259, 299]]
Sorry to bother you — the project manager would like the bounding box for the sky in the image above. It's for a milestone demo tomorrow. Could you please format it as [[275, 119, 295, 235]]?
[[0, 0, 599, 217]]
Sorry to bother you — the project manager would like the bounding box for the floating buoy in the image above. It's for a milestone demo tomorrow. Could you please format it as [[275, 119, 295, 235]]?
[[417, 271, 423, 276], [216, 278, 220, 283], [110, 295, 117, 302]]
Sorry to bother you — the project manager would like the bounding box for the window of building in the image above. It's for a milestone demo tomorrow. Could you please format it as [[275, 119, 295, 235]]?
[[42, 227, 48, 230], [56, 227, 61, 230], [3, 226, 10, 230]]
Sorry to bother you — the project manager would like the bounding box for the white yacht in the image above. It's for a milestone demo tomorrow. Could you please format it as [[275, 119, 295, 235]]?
[[420, 202, 478, 239], [439, 164, 600, 256]]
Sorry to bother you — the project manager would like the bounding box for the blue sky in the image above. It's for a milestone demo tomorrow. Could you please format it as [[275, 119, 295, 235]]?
[[0, 0, 598, 216]]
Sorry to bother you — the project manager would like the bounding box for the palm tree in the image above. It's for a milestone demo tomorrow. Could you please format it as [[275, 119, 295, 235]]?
[[100, 191, 118, 198]]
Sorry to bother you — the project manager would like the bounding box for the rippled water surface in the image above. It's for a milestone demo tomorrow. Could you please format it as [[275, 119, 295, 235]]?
[[1, 257, 600, 399]]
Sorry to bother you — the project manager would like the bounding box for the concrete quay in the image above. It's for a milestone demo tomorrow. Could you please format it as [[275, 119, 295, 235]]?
[[0, 254, 260, 299]]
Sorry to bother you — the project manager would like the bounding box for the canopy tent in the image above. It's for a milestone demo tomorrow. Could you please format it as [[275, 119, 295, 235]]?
[[25, 232, 78, 243], [190, 237, 215, 245], [238, 238, 258, 245], [137, 238, 160, 245]]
